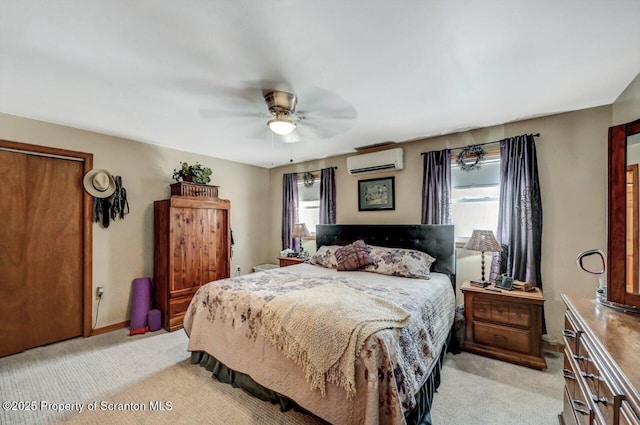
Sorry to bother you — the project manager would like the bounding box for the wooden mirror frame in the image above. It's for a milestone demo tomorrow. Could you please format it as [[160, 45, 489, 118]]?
[[608, 118, 640, 308]]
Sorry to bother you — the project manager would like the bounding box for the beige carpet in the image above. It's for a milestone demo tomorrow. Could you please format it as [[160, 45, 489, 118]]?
[[0, 328, 563, 425]]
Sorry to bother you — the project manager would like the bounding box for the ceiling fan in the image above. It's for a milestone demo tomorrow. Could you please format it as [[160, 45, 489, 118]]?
[[198, 82, 357, 143], [264, 90, 299, 136]]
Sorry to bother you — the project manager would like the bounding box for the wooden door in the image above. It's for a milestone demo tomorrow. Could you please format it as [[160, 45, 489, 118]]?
[[0, 151, 84, 356], [169, 206, 230, 296], [0, 151, 28, 357]]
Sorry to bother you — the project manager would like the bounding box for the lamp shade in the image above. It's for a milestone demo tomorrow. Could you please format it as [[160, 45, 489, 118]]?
[[464, 230, 503, 253], [267, 116, 296, 135], [292, 223, 310, 239]]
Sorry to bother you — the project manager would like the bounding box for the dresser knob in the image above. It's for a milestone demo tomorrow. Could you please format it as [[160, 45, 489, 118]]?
[[581, 371, 596, 380], [571, 400, 589, 416], [591, 395, 609, 405]]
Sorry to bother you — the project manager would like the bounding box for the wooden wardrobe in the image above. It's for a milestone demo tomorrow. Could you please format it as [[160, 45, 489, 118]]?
[[153, 195, 231, 331], [0, 141, 92, 358]]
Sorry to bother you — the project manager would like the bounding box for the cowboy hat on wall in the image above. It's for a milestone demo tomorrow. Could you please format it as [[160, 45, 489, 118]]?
[[83, 169, 116, 198]]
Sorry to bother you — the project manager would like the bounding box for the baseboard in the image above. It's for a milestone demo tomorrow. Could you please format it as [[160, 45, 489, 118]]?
[[90, 320, 130, 336], [543, 339, 565, 353]]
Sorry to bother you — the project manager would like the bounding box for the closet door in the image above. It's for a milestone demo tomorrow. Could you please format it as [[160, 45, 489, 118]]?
[[0, 151, 27, 357], [24, 155, 83, 348], [0, 152, 83, 356]]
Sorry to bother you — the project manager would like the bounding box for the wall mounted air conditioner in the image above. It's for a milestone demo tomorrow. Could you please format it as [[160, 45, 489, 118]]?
[[346, 148, 404, 175]]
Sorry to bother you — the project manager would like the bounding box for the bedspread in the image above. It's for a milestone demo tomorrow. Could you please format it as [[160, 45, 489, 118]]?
[[183, 263, 455, 425]]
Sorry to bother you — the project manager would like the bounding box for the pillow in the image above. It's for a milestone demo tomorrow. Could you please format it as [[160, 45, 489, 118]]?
[[308, 245, 340, 268], [364, 245, 435, 279], [335, 240, 375, 271]]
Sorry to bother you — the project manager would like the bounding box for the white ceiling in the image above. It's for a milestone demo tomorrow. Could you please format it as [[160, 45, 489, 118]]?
[[1, 1, 639, 168]]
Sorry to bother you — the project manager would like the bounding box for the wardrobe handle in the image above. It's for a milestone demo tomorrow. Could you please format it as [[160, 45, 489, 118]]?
[[573, 354, 588, 362], [562, 369, 576, 380], [562, 329, 577, 338]]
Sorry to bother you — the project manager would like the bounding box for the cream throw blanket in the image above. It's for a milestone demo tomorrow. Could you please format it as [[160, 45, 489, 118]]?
[[261, 282, 410, 398]]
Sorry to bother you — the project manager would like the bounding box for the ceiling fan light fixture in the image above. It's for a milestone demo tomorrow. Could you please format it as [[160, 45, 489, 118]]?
[[267, 115, 296, 135]]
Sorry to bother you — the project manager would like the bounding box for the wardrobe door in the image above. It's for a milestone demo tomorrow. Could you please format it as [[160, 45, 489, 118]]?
[[24, 155, 84, 348], [0, 151, 28, 357]]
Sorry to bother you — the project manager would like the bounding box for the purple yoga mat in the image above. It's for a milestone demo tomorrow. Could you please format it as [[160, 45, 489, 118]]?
[[130, 277, 152, 329]]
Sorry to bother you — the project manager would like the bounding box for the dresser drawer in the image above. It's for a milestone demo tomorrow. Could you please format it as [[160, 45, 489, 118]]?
[[580, 337, 624, 425], [562, 350, 577, 399], [562, 312, 580, 355], [170, 293, 195, 315], [568, 352, 595, 425], [168, 293, 195, 330], [474, 322, 531, 354], [563, 386, 579, 425]]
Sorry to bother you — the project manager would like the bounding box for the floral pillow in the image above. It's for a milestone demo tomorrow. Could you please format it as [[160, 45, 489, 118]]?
[[308, 245, 340, 269], [335, 239, 375, 271], [364, 245, 436, 279]]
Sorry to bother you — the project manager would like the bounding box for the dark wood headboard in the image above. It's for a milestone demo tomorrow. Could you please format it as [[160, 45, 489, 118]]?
[[316, 224, 456, 285]]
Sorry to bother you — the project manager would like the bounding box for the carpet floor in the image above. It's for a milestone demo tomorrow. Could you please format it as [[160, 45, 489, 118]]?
[[0, 328, 563, 424]]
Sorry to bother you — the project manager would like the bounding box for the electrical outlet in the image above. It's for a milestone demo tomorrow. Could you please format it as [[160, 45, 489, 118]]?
[[97, 286, 104, 300], [236, 266, 241, 274]]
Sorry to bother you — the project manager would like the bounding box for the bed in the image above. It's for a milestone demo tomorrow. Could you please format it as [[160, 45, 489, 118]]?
[[184, 224, 456, 425]]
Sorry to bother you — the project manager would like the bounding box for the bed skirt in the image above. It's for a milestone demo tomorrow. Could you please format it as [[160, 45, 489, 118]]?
[[191, 337, 449, 425]]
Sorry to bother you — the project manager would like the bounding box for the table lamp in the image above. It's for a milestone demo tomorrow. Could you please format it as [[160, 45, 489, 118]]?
[[292, 223, 310, 258], [464, 229, 503, 283]]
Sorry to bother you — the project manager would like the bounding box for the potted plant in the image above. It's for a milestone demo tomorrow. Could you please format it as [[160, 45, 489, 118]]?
[[172, 162, 212, 184]]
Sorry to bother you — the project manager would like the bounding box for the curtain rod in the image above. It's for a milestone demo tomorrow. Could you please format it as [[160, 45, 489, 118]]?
[[420, 133, 540, 155], [298, 166, 338, 174]]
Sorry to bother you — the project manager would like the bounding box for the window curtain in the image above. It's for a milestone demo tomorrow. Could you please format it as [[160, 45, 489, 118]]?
[[319, 167, 336, 224], [491, 134, 543, 287], [282, 172, 299, 251], [421, 149, 452, 224], [491, 134, 544, 329]]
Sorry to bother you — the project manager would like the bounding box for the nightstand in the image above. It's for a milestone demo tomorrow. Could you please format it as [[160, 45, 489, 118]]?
[[278, 257, 304, 267], [461, 280, 547, 370]]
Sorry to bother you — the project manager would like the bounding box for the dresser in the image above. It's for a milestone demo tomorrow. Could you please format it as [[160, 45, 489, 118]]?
[[153, 196, 231, 331], [461, 281, 547, 369], [560, 295, 640, 425]]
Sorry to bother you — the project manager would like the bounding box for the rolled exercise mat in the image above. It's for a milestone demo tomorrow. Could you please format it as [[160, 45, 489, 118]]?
[[148, 309, 161, 332], [130, 277, 152, 330]]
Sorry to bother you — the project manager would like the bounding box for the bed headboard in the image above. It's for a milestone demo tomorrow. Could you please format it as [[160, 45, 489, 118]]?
[[315, 224, 456, 285]]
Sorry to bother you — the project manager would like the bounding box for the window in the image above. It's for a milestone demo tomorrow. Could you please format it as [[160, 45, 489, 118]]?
[[451, 157, 500, 243], [297, 173, 320, 235]]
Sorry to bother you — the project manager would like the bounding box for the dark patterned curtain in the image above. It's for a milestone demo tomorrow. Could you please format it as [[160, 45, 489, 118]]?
[[282, 173, 299, 251], [421, 149, 452, 224], [491, 134, 544, 330], [319, 167, 336, 224]]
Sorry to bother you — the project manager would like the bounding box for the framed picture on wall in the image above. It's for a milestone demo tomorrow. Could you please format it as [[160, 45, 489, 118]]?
[[358, 177, 395, 211]]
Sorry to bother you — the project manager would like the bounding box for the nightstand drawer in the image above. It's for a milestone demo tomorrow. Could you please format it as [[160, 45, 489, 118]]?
[[474, 322, 531, 354], [473, 300, 530, 328], [508, 303, 531, 327], [279, 257, 304, 267]]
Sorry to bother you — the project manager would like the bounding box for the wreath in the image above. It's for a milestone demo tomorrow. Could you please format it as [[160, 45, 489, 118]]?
[[456, 145, 485, 171], [303, 172, 315, 188]]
